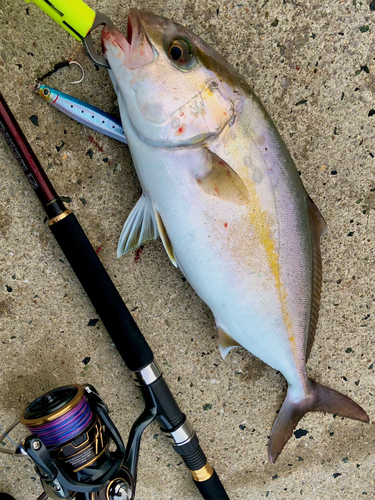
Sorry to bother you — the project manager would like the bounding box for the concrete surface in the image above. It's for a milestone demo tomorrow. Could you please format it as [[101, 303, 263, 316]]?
[[0, 1, 374, 499]]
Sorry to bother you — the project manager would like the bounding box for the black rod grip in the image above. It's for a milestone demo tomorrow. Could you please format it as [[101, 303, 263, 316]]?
[[194, 471, 230, 500], [49, 212, 153, 371]]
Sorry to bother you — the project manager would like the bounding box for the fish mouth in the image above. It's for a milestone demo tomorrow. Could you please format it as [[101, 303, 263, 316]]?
[[102, 9, 154, 69]]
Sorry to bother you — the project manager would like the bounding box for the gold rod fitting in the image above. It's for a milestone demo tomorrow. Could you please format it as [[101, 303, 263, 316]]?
[[191, 462, 214, 482], [49, 210, 72, 226]]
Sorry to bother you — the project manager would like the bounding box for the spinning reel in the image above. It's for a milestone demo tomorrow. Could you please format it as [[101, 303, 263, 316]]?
[[1, 384, 148, 500]]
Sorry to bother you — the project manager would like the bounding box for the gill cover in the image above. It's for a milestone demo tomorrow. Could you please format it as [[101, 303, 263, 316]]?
[[102, 11, 234, 147]]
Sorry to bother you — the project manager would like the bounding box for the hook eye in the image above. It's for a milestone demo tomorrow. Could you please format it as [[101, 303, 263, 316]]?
[[83, 12, 114, 68]]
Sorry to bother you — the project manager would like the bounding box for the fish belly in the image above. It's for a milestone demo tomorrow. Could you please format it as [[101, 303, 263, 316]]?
[[122, 94, 312, 399]]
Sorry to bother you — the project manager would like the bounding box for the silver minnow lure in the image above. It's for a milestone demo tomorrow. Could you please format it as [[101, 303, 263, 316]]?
[[36, 84, 127, 145], [102, 10, 369, 463]]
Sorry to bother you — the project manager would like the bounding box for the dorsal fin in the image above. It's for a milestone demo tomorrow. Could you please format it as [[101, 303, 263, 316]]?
[[305, 195, 327, 361]]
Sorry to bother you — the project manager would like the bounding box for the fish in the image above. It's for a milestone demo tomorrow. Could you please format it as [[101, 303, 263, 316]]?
[[101, 10, 369, 462], [36, 84, 127, 144]]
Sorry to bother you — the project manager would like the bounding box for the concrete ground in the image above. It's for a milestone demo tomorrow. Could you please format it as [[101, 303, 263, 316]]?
[[0, 0, 374, 499]]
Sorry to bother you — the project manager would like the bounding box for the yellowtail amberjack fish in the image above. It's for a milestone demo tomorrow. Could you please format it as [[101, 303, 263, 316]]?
[[36, 84, 127, 144], [101, 10, 369, 462]]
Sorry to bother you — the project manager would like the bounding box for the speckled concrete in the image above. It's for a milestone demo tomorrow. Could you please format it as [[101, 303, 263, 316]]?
[[0, 1, 374, 499]]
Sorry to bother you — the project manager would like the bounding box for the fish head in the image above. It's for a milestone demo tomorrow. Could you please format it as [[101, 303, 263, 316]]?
[[102, 9, 236, 147]]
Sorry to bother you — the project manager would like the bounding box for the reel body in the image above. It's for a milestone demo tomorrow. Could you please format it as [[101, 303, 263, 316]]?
[[19, 385, 134, 500]]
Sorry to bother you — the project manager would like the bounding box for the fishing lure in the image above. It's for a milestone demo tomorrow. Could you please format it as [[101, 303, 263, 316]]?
[[36, 84, 127, 144]]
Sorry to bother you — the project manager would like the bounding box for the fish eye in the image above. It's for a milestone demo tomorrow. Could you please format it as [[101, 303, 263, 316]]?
[[170, 44, 183, 62], [43, 88, 50, 97], [167, 39, 194, 67]]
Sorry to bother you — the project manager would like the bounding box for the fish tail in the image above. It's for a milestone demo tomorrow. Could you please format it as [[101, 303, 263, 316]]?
[[268, 378, 369, 464]]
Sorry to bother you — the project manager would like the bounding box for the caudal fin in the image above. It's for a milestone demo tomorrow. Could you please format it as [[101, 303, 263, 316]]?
[[268, 379, 369, 463]]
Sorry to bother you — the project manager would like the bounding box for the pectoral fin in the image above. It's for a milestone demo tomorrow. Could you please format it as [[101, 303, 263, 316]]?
[[153, 207, 177, 268], [197, 150, 250, 205], [117, 194, 159, 257], [216, 323, 241, 359]]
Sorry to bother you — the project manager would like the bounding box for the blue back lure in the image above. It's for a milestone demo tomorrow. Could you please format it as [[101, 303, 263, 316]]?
[[37, 84, 127, 145]]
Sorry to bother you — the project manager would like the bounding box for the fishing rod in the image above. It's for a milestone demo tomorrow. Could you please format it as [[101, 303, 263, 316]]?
[[0, 92, 230, 500]]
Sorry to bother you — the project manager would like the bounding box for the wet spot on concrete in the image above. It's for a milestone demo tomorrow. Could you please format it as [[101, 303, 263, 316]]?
[[29, 115, 39, 126], [88, 318, 99, 327], [0, 300, 11, 316], [294, 428, 308, 439]]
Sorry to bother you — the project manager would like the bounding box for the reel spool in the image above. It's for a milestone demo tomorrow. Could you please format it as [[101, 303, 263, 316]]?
[[21, 385, 94, 452], [19, 384, 133, 500]]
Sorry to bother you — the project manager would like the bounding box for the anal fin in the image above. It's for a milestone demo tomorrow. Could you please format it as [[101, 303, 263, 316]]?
[[216, 322, 241, 359]]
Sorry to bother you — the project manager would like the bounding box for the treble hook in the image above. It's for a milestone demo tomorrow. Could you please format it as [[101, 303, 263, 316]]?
[[37, 60, 85, 85]]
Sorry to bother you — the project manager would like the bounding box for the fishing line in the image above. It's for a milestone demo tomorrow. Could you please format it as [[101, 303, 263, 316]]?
[[24, 390, 93, 449], [37, 60, 84, 84], [0, 421, 25, 452]]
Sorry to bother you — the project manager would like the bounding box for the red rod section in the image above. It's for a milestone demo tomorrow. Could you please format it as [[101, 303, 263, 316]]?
[[0, 92, 58, 205]]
